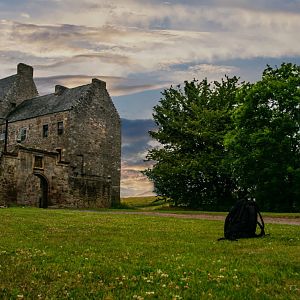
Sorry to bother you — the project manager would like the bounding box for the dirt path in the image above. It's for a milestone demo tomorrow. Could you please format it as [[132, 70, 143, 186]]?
[[97, 211, 300, 225]]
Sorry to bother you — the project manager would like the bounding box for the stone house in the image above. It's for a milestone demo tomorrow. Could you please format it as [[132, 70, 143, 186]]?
[[0, 63, 121, 208]]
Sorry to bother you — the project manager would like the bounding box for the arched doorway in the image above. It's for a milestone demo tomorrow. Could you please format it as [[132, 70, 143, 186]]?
[[35, 174, 49, 208], [25, 173, 49, 208]]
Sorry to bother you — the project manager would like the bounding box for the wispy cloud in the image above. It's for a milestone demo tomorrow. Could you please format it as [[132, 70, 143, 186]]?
[[1, 3, 300, 83], [121, 118, 156, 163], [121, 163, 154, 197], [20, 13, 30, 19], [121, 118, 157, 197], [34, 74, 167, 96]]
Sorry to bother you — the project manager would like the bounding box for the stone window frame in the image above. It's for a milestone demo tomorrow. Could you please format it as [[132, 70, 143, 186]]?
[[17, 127, 27, 142], [33, 155, 43, 169], [57, 121, 64, 135], [42, 124, 49, 138]]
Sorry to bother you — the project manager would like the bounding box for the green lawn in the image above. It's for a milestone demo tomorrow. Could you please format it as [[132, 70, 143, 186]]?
[[0, 208, 299, 299], [121, 196, 300, 218], [120, 196, 167, 210]]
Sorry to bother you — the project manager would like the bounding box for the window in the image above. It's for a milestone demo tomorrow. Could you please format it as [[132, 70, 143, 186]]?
[[57, 121, 64, 135], [56, 148, 62, 161], [0, 129, 5, 141], [43, 124, 49, 138], [34, 156, 43, 169], [18, 128, 27, 142]]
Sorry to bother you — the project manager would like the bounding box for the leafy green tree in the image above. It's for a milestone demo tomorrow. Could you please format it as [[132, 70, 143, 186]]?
[[225, 63, 300, 211], [143, 77, 241, 209]]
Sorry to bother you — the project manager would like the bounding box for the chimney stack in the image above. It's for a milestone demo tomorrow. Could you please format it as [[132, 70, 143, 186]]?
[[92, 78, 106, 89], [55, 85, 68, 95], [17, 63, 33, 78]]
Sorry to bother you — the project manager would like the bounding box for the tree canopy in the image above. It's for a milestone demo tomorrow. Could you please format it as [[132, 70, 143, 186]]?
[[144, 63, 300, 212], [225, 63, 300, 211], [143, 76, 241, 209]]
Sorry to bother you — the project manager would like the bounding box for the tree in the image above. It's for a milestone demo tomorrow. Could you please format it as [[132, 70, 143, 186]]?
[[143, 77, 241, 209], [225, 63, 300, 211]]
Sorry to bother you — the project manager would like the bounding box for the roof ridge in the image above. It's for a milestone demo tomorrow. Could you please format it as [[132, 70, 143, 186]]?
[[7, 83, 93, 122]]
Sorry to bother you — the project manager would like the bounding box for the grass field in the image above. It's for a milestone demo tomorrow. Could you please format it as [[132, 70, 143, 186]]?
[[0, 207, 299, 299], [121, 196, 300, 218], [120, 196, 167, 210]]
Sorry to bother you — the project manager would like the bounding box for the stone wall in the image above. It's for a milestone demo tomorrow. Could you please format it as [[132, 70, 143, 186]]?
[[2, 111, 71, 160], [0, 153, 18, 206], [68, 176, 111, 208], [68, 79, 121, 205], [0, 147, 111, 208], [0, 147, 67, 207]]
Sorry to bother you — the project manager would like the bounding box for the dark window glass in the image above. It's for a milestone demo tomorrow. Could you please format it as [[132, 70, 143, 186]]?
[[57, 121, 64, 135], [43, 124, 49, 137], [34, 156, 43, 169], [19, 128, 27, 142]]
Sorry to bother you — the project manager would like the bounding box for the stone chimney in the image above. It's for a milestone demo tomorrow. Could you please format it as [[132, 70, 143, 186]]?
[[92, 78, 106, 89], [17, 63, 33, 78], [55, 85, 68, 95]]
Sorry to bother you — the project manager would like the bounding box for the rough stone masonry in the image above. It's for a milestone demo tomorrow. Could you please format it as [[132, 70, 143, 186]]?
[[0, 63, 121, 208]]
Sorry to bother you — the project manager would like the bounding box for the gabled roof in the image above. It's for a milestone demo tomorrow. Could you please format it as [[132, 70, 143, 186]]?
[[0, 75, 18, 100], [8, 84, 92, 122]]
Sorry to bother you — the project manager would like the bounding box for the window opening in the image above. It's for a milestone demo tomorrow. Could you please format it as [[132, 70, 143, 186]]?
[[57, 121, 64, 135], [34, 156, 43, 169], [43, 124, 49, 138], [18, 128, 27, 142], [0, 128, 5, 141]]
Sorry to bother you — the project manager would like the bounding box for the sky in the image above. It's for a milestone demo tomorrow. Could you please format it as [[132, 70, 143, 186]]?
[[1, 0, 300, 197]]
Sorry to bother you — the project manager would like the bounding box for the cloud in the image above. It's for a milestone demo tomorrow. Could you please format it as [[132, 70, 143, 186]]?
[[120, 118, 157, 197], [167, 63, 239, 83], [35, 0, 300, 33], [20, 13, 30, 19], [120, 118, 157, 196], [34, 53, 133, 70], [121, 164, 155, 197], [34, 74, 166, 96], [112, 83, 166, 96], [189, 64, 237, 74], [1, 8, 300, 82], [121, 118, 156, 163]]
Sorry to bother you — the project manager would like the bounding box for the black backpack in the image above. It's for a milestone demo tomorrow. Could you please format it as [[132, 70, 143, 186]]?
[[219, 199, 265, 241]]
